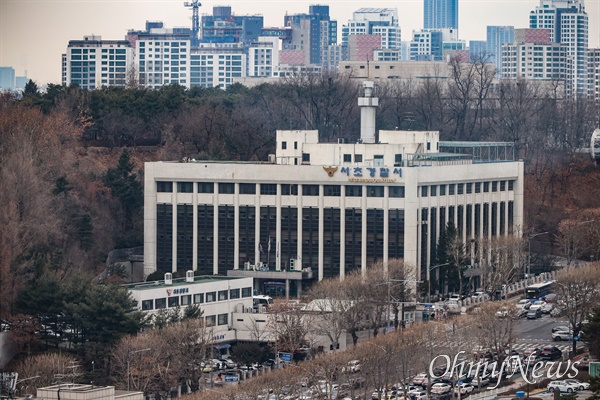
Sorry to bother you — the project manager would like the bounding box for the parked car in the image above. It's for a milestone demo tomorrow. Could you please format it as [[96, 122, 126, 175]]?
[[552, 330, 571, 341], [496, 308, 509, 318], [412, 373, 429, 387], [529, 300, 546, 311], [517, 299, 531, 309], [547, 381, 579, 393], [539, 346, 562, 361], [471, 376, 489, 388], [431, 383, 452, 394], [564, 379, 590, 391], [488, 371, 508, 385], [454, 383, 475, 395], [408, 389, 427, 400], [527, 309, 542, 319], [550, 307, 563, 317], [552, 325, 570, 333], [541, 303, 554, 314]]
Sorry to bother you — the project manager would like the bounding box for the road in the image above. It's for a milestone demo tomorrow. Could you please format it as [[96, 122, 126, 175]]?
[[513, 313, 582, 355]]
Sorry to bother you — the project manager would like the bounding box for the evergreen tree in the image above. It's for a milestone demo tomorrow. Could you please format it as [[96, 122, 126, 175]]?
[[102, 149, 143, 227]]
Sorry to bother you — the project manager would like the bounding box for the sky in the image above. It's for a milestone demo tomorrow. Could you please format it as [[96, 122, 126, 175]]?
[[1, 0, 599, 85]]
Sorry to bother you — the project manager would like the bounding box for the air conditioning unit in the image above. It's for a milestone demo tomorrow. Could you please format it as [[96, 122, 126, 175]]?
[[186, 270, 194, 282], [244, 261, 252, 270], [268, 154, 276, 163], [338, 138, 347, 144], [164, 272, 173, 285]]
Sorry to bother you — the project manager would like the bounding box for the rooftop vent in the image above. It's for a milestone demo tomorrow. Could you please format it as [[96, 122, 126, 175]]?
[[164, 272, 173, 285], [186, 270, 194, 282]]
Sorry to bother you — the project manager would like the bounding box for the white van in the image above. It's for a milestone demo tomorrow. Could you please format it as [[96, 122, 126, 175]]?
[[253, 295, 273, 310]]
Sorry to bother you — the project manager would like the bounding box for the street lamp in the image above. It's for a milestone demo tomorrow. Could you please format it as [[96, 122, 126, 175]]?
[[527, 232, 548, 285], [127, 348, 151, 391], [428, 263, 449, 303]]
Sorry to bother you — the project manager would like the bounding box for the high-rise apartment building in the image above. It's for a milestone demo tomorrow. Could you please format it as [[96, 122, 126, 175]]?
[[486, 26, 514, 76], [501, 42, 567, 82], [135, 31, 191, 89], [342, 8, 401, 59], [424, 0, 458, 31], [0, 67, 15, 90], [200, 6, 264, 45], [410, 30, 443, 61], [189, 47, 246, 89], [284, 5, 337, 66], [62, 36, 133, 90], [469, 41, 487, 62], [529, 0, 588, 97], [588, 48, 600, 100], [247, 37, 280, 77]]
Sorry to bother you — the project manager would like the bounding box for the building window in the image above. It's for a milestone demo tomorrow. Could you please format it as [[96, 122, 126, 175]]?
[[374, 155, 384, 166], [294, 142, 298, 150], [218, 290, 228, 301], [219, 183, 234, 194], [430, 185, 437, 196], [181, 295, 191, 306], [324, 185, 341, 197], [367, 186, 384, 197], [343, 154, 352, 162], [218, 314, 228, 325], [457, 184, 464, 195], [157, 181, 173, 192], [466, 183, 473, 194], [230, 288, 240, 299], [242, 287, 252, 297], [394, 154, 403, 165], [177, 182, 193, 193], [261, 184, 277, 195], [302, 185, 319, 196], [141, 300, 153, 310], [475, 182, 481, 193], [206, 315, 216, 327], [449, 184, 455, 195], [439, 185, 446, 196], [508, 180, 515, 191], [282, 141, 287, 150], [500, 181, 506, 191], [355, 154, 363, 162], [239, 183, 256, 194], [345, 185, 362, 197], [389, 186, 405, 198], [484, 182, 490, 192], [198, 182, 214, 193], [302, 153, 310, 163], [194, 293, 204, 304], [206, 292, 216, 302], [168, 296, 179, 307], [492, 181, 498, 192], [281, 184, 298, 195], [421, 186, 428, 197], [155, 298, 166, 309]]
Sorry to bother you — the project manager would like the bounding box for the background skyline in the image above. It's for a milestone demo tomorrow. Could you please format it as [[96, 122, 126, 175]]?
[[1, 0, 599, 85]]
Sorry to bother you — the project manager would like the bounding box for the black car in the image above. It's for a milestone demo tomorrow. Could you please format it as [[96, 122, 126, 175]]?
[[488, 371, 508, 385], [539, 346, 562, 360], [431, 378, 455, 387]]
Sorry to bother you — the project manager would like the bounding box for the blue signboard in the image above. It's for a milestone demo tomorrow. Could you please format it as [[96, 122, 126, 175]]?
[[225, 375, 239, 382], [279, 352, 293, 362]]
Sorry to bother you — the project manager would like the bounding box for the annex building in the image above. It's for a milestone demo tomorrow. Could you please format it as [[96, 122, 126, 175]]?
[[143, 82, 524, 296]]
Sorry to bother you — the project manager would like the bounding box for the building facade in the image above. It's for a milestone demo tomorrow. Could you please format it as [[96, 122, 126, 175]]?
[[529, 0, 588, 97], [62, 36, 133, 90], [143, 83, 524, 295], [0, 67, 15, 91], [410, 30, 443, 61], [424, 0, 459, 31], [501, 41, 567, 82], [486, 26, 514, 77]]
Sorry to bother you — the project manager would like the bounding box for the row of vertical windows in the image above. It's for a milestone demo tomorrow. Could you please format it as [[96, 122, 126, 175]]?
[[157, 181, 405, 197], [419, 180, 516, 197], [140, 286, 251, 311]]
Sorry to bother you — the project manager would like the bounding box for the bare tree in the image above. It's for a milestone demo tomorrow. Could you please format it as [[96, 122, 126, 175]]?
[[268, 301, 314, 360], [14, 353, 79, 395], [476, 235, 526, 296], [467, 301, 519, 361], [554, 264, 600, 355]]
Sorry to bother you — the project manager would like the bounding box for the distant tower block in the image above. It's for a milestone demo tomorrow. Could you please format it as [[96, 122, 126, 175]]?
[[358, 81, 378, 144]]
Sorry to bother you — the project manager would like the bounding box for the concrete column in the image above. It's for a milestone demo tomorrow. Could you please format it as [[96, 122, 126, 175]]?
[[172, 197, 178, 273], [383, 186, 389, 274], [213, 185, 219, 275], [193, 182, 198, 271], [233, 184, 240, 270], [285, 279, 290, 300], [143, 163, 157, 277], [361, 185, 367, 278], [276, 184, 282, 271], [318, 185, 324, 281], [340, 187, 346, 281], [297, 185, 303, 269]]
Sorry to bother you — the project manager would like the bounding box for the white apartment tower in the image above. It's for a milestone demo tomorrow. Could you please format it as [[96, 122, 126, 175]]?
[[529, 0, 588, 97], [63, 36, 133, 90]]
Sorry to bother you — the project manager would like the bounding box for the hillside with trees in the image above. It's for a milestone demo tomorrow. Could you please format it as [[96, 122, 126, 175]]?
[[1, 69, 600, 374]]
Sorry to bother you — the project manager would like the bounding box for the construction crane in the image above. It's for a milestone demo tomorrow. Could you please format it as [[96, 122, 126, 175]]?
[[184, 1, 201, 47]]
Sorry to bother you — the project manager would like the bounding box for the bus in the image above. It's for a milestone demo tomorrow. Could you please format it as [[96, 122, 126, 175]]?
[[525, 281, 555, 300]]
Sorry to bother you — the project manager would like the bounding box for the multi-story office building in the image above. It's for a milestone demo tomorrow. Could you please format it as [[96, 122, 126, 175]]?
[[200, 6, 264, 45], [410, 30, 443, 61], [284, 5, 337, 66], [374, 49, 402, 62], [247, 37, 279, 77], [424, 0, 459, 31], [501, 41, 567, 82], [62, 36, 133, 90], [342, 8, 401, 60], [469, 41, 487, 62], [486, 26, 514, 76], [143, 82, 524, 296], [0, 67, 15, 90], [529, 0, 588, 96]]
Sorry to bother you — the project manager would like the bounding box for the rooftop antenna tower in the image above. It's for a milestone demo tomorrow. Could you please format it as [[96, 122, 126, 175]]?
[[184, 1, 201, 47]]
